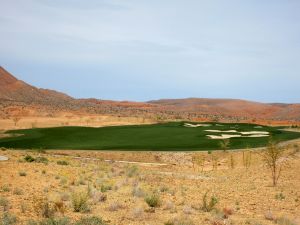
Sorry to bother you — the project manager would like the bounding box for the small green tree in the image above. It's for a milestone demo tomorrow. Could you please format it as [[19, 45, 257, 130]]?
[[220, 139, 230, 151], [261, 141, 286, 186]]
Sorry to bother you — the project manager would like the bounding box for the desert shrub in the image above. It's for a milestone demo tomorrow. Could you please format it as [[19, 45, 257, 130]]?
[[145, 193, 161, 208], [27, 217, 70, 225], [276, 217, 297, 225], [275, 192, 285, 200], [261, 141, 287, 186], [0, 197, 9, 212], [100, 184, 112, 193], [71, 191, 90, 213], [163, 200, 175, 211], [164, 217, 195, 225], [132, 186, 145, 198], [107, 202, 123, 212], [126, 165, 139, 177], [24, 155, 35, 162], [20, 203, 28, 214], [13, 188, 23, 195], [74, 216, 107, 225], [60, 193, 70, 202], [1, 185, 10, 192], [19, 171, 27, 176], [132, 207, 144, 219], [57, 161, 69, 166], [33, 197, 55, 218], [0, 213, 17, 225], [53, 201, 67, 215], [35, 157, 49, 164], [201, 191, 218, 212]]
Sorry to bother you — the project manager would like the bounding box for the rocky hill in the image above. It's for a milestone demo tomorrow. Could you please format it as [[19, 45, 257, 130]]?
[[0, 66, 299, 123]]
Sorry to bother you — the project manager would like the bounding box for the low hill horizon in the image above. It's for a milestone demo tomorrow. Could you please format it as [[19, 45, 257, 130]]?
[[0, 66, 299, 124]]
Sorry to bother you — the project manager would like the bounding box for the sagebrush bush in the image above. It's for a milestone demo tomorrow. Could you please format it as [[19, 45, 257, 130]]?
[[19, 171, 27, 177], [71, 191, 90, 213], [13, 188, 23, 195], [1, 185, 10, 192], [74, 216, 107, 225], [27, 217, 70, 225], [164, 216, 195, 225], [33, 197, 55, 218], [100, 184, 112, 193], [126, 165, 139, 177], [0, 213, 17, 225], [0, 197, 10, 212], [276, 217, 297, 225], [24, 155, 35, 162], [145, 193, 161, 208], [57, 161, 69, 166], [35, 157, 49, 164]]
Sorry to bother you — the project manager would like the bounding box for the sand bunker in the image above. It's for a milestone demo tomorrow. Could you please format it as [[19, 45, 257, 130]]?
[[206, 130, 270, 139], [205, 130, 238, 133], [240, 131, 269, 135], [246, 134, 269, 138], [207, 134, 242, 139], [184, 123, 211, 127]]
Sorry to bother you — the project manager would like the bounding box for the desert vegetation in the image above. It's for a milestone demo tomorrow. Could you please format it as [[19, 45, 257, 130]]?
[[0, 143, 299, 225]]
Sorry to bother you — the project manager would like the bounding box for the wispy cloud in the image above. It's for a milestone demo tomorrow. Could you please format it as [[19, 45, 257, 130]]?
[[1, 0, 300, 103]]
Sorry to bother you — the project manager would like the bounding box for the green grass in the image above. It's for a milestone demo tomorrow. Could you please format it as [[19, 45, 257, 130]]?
[[0, 122, 299, 151]]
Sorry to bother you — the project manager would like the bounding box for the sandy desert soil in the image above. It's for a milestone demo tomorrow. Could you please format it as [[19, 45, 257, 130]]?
[[0, 115, 155, 131], [0, 143, 300, 225]]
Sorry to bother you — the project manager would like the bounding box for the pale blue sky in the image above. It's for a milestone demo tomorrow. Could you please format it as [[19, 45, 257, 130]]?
[[1, 0, 300, 103]]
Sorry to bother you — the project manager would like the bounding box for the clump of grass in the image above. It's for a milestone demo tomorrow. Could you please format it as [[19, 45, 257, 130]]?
[[27, 217, 70, 225], [0, 197, 10, 212], [71, 191, 90, 213], [13, 188, 24, 195], [132, 186, 145, 198], [20, 203, 28, 214], [35, 157, 49, 164], [60, 193, 70, 202], [145, 193, 161, 208], [107, 202, 123, 212], [74, 216, 107, 225], [126, 165, 139, 177], [0, 213, 17, 225], [33, 196, 55, 218], [1, 184, 11, 192], [201, 191, 218, 212], [132, 207, 144, 219], [19, 171, 27, 177], [57, 161, 69, 166], [276, 217, 297, 225], [24, 155, 35, 162], [100, 184, 112, 193], [275, 192, 285, 200], [164, 216, 195, 225]]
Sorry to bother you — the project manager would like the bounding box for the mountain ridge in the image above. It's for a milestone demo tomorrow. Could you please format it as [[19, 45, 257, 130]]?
[[0, 66, 299, 123]]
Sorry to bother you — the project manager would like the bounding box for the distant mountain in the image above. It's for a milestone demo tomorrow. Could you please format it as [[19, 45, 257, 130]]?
[[0, 66, 299, 123], [0, 67, 73, 104]]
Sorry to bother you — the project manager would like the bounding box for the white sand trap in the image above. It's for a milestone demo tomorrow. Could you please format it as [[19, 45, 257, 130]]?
[[254, 126, 263, 128], [216, 124, 224, 126], [246, 134, 269, 138], [184, 123, 211, 127], [207, 134, 242, 139], [240, 131, 269, 135], [205, 130, 238, 133]]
